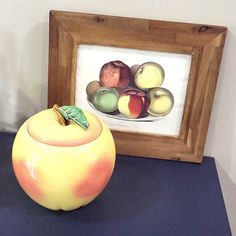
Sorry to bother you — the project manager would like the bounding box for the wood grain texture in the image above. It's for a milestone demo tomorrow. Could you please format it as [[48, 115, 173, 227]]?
[[48, 10, 227, 163]]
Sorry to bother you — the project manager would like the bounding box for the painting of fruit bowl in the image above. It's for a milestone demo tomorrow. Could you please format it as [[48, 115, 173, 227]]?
[[86, 60, 175, 122], [75, 45, 192, 136]]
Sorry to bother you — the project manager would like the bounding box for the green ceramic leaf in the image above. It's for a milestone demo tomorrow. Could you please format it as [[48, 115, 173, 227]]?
[[59, 106, 89, 130]]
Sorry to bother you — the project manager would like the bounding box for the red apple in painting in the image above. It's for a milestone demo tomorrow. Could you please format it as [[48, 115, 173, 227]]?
[[99, 60, 132, 89], [12, 106, 116, 211], [118, 89, 149, 119]]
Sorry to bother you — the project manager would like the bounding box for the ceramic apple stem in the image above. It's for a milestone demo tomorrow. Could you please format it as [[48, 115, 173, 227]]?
[[53, 104, 67, 126], [59, 105, 89, 130]]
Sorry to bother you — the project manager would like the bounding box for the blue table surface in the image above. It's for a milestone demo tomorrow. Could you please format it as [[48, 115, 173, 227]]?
[[0, 132, 231, 236]]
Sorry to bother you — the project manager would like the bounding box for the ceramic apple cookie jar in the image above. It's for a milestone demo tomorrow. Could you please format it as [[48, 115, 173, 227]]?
[[12, 105, 116, 211]]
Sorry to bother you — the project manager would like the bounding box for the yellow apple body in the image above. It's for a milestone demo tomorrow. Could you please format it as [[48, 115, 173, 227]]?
[[12, 108, 116, 211]]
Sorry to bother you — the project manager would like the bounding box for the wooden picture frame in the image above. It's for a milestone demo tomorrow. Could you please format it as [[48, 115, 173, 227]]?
[[48, 10, 227, 163]]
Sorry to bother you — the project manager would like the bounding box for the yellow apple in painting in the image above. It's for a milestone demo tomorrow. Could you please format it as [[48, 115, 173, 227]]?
[[12, 106, 116, 211], [134, 62, 165, 91], [147, 87, 174, 116]]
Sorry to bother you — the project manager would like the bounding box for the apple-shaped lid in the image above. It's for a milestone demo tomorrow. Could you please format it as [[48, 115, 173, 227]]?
[[27, 107, 103, 147]]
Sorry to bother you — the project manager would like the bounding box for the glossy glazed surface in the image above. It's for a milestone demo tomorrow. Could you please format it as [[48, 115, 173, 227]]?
[[12, 109, 116, 211]]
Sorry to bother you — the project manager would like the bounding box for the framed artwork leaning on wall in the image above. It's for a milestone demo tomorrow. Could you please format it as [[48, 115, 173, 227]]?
[[48, 10, 227, 163]]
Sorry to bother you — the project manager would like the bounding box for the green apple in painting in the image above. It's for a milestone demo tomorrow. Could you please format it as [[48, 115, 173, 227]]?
[[12, 106, 116, 211], [147, 87, 174, 116], [92, 87, 119, 113], [86, 81, 119, 113]]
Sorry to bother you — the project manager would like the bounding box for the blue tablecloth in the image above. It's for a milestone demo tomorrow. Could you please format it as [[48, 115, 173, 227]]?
[[0, 132, 231, 236]]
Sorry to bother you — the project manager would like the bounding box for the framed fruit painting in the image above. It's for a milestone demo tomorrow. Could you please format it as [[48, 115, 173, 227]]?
[[76, 45, 191, 136], [48, 10, 227, 163]]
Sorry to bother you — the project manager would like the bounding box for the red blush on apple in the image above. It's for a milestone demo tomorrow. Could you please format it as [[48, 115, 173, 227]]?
[[13, 160, 44, 201], [73, 157, 114, 198], [128, 95, 143, 118]]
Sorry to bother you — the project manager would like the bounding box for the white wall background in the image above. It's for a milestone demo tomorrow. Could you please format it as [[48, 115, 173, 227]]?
[[0, 0, 235, 233]]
